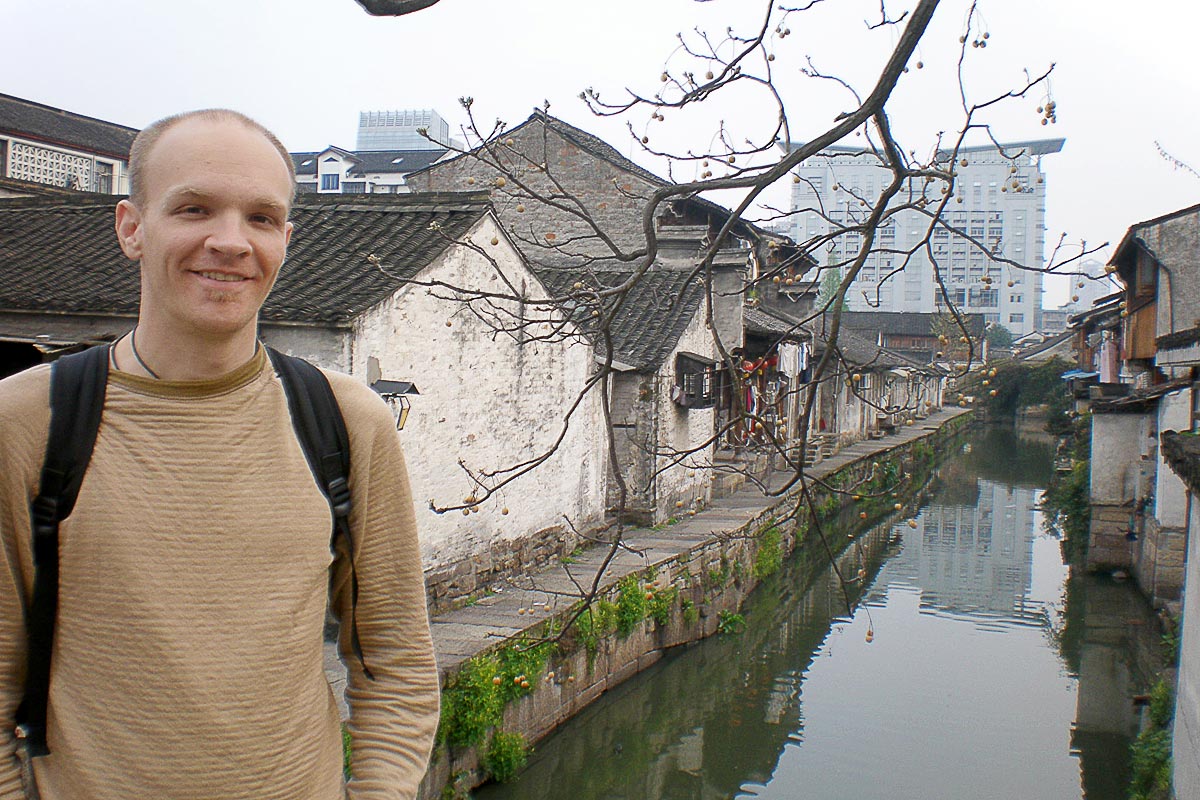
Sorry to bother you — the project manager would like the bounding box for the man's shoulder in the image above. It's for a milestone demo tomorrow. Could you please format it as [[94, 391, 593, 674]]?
[[0, 362, 51, 418], [0, 363, 52, 467]]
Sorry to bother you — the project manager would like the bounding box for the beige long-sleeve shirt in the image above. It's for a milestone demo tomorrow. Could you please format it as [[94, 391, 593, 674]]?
[[0, 348, 439, 799]]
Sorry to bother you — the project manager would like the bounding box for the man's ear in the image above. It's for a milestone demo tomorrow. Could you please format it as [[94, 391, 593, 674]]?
[[115, 199, 144, 260], [284, 219, 294, 248]]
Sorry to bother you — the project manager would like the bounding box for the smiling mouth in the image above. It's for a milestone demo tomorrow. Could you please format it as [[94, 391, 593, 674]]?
[[196, 271, 248, 283]]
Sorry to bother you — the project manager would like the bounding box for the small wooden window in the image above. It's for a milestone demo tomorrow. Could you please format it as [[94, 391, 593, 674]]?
[[674, 354, 715, 409]]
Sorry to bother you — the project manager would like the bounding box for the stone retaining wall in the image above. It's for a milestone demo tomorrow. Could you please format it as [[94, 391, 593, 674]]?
[[420, 413, 972, 798]]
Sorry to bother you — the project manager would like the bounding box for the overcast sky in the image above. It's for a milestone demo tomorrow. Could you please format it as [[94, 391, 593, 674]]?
[[5, 0, 1196, 307]]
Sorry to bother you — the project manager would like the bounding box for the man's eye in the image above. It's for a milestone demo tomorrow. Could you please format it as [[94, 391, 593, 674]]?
[[179, 206, 206, 215]]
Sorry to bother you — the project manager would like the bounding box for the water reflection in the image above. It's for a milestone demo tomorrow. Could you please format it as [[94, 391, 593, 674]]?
[[476, 426, 1160, 800], [873, 479, 1044, 631]]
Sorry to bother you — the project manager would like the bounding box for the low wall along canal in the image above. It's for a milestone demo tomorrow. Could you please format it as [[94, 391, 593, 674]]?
[[424, 422, 1171, 796], [457, 422, 1165, 800], [421, 411, 983, 797]]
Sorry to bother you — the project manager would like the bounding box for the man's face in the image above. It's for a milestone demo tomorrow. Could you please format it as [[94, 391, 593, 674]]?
[[115, 118, 294, 343]]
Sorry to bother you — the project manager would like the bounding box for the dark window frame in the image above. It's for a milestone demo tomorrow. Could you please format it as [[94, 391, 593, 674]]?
[[674, 353, 716, 409]]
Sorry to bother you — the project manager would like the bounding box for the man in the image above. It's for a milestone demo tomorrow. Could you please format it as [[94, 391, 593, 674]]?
[[0, 110, 439, 798]]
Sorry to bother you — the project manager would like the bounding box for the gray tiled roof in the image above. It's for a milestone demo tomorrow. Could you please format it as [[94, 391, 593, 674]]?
[[0, 94, 138, 160], [0, 176, 105, 199], [837, 310, 986, 339], [819, 326, 926, 371], [760, 304, 929, 371], [291, 148, 449, 177], [0, 193, 491, 325], [537, 267, 705, 371], [744, 305, 804, 340]]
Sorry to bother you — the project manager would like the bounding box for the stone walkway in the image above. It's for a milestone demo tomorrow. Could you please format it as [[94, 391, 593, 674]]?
[[325, 407, 971, 709]]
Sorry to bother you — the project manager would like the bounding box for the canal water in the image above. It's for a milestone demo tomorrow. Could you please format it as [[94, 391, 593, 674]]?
[[475, 425, 1163, 800]]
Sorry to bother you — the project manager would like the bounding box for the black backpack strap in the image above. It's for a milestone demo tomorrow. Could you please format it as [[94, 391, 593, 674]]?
[[266, 347, 372, 680], [17, 345, 110, 758]]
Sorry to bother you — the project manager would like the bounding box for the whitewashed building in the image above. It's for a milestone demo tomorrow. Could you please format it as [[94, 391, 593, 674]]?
[[0, 93, 135, 196], [0, 192, 608, 607]]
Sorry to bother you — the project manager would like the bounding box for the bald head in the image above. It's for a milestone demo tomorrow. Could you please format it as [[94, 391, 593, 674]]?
[[128, 109, 295, 208]]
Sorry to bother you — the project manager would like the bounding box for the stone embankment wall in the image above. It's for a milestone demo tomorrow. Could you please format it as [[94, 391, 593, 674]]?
[[419, 412, 973, 798]]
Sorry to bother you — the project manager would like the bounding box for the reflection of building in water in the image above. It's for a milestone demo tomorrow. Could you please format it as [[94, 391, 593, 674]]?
[[875, 480, 1042, 627], [1069, 579, 1146, 798]]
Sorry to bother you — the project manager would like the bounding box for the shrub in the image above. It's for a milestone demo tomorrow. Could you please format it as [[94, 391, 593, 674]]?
[[647, 585, 678, 627], [1129, 728, 1172, 800], [1129, 679, 1175, 800], [438, 654, 504, 748], [615, 575, 648, 636], [497, 637, 553, 703], [717, 610, 745, 635], [575, 600, 617, 654], [681, 597, 699, 626], [483, 730, 529, 782], [753, 526, 783, 579], [1149, 678, 1174, 729], [1044, 458, 1090, 564]]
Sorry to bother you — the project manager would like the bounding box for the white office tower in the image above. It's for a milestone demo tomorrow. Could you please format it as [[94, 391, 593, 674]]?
[[356, 109, 453, 151], [788, 139, 1063, 337]]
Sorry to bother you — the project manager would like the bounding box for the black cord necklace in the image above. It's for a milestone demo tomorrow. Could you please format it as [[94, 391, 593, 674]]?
[[129, 326, 161, 379]]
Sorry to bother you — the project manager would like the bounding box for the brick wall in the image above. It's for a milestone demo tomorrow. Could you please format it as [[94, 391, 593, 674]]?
[[407, 119, 661, 268]]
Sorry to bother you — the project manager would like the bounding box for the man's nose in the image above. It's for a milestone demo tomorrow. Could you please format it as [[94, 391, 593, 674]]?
[[206, 213, 253, 257]]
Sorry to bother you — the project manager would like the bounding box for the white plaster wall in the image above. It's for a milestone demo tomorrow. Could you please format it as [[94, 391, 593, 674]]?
[[1090, 413, 1146, 505], [260, 324, 349, 370], [349, 216, 607, 568], [1175, 494, 1200, 800], [653, 306, 717, 520], [846, 375, 869, 439], [1156, 390, 1191, 529]]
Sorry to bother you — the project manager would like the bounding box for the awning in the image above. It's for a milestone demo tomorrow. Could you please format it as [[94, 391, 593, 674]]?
[[1061, 370, 1098, 380]]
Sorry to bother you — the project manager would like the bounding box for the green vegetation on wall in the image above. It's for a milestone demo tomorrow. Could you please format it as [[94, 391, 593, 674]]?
[[615, 575, 649, 636], [976, 357, 1072, 420], [753, 526, 783, 579], [1043, 414, 1092, 565], [1129, 678, 1175, 800], [438, 654, 506, 749], [437, 633, 555, 750], [483, 731, 529, 783]]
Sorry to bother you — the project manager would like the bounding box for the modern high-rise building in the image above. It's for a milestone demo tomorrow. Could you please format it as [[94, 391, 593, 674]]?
[[787, 138, 1064, 336], [356, 108, 456, 151]]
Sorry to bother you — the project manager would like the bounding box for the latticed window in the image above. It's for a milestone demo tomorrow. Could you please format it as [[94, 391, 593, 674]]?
[[9, 142, 93, 189], [673, 353, 715, 409]]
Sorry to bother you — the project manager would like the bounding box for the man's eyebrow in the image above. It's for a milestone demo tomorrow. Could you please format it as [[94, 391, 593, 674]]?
[[164, 187, 288, 213]]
